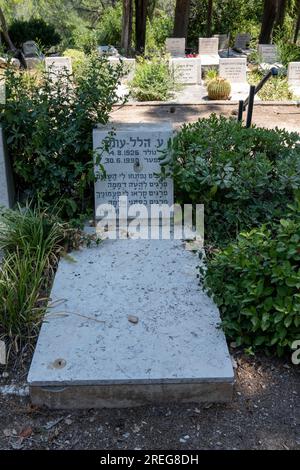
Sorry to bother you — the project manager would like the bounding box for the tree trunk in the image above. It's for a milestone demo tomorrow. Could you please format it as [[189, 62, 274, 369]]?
[[206, 0, 213, 37], [121, 0, 133, 55], [259, 0, 278, 44], [294, 0, 300, 43], [135, 0, 148, 53], [173, 0, 191, 39], [275, 0, 287, 30], [0, 7, 17, 53]]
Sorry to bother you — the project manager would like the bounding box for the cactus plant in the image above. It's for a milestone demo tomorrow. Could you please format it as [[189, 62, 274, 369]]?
[[207, 77, 231, 100]]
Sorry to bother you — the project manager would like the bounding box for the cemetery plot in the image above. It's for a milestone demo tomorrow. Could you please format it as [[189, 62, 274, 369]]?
[[165, 37, 186, 57], [108, 57, 135, 81], [219, 58, 247, 83], [45, 57, 72, 76], [170, 57, 201, 84], [288, 62, 300, 84], [93, 123, 173, 219], [198, 38, 220, 67], [258, 44, 279, 64]]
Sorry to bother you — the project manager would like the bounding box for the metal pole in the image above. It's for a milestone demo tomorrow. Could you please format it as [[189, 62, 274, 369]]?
[[237, 100, 244, 122], [246, 85, 255, 128]]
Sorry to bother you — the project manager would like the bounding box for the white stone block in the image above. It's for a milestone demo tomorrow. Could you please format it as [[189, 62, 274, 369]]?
[[165, 37, 186, 57], [219, 58, 247, 83], [170, 57, 201, 84]]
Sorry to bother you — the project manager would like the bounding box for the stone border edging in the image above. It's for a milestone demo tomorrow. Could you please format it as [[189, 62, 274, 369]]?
[[118, 100, 300, 107]]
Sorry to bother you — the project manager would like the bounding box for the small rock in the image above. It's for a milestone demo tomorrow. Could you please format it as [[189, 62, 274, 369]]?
[[122, 432, 130, 438], [19, 426, 33, 438], [2, 372, 9, 378], [65, 418, 73, 426], [230, 342, 237, 348], [10, 439, 23, 450], [3, 429, 12, 437], [231, 357, 238, 369], [128, 315, 139, 324]]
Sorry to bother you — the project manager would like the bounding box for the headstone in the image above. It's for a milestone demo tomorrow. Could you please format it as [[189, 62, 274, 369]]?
[[45, 57, 72, 76], [165, 38, 186, 57], [98, 45, 119, 56], [214, 34, 229, 50], [22, 40, 40, 58], [0, 127, 14, 208], [234, 33, 251, 50], [93, 123, 173, 220], [108, 57, 135, 81], [170, 57, 201, 84], [258, 44, 278, 64], [198, 37, 219, 55], [287, 62, 300, 85], [219, 58, 247, 83], [25, 57, 43, 70]]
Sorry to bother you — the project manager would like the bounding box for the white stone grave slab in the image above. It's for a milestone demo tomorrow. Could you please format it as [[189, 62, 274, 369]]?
[[165, 37, 186, 57], [108, 57, 135, 81], [234, 33, 251, 50], [219, 58, 247, 83], [93, 123, 173, 220], [45, 57, 72, 76], [288, 62, 300, 96], [170, 57, 201, 84], [199, 37, 219, 55], [0, 126, 14, 208], [28, 238, 234, 408], [258, 44, 278, 64]]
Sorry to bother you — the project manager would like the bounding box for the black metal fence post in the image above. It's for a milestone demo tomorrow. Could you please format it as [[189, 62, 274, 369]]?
[[246, 85, 255, 128], [237, 100, 244, 122]]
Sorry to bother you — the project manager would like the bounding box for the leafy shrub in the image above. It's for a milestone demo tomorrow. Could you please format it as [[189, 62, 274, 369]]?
[[0, 205, 67, 351], [0, 53, 123, 219], [130, 56, 176, 101], [248, 69, 295, 101], [8, 18, 61, 50], [202, 198, 300, 356], [63, 48, 86, 75], [160, 115, 300, 246], [146, 11, 173, 52], [95, 1, 122, 47]]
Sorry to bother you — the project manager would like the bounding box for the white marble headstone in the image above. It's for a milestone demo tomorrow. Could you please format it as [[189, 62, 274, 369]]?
[[198, 37, 219, 55], [93, 123, 173, 219], [288, 62, 300, 84], [45, 57, 72, 76], [165, 38, 186, 57], [219, 58, 247, 83], [258, 44, 278, 64], [170, 58, 201, 84], [0, 127, 14, 208]]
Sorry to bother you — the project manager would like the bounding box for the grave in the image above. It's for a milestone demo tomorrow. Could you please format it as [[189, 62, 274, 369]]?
[[108, 57, 136, 81], [28, 121, 234, 409], [233, 33, 251, 51], [214, 34, 229, 50], [165, 37, 186, 57], [0, 126, 14, 208], [258, 44, 278, 64], [288, 62, 300, 96], [219, 58, 248, 100], [170, 57, 201, 84], [198, 37, 219, 68], [45, 57, 72, 76]]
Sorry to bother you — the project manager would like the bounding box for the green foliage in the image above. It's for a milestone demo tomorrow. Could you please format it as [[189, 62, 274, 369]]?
[[0, 204, 67, 350], [275, 37, 300, 67], [160, 115, 300, 246], [202, 198, 300, 356], [0, 53, 123, 218], [8, 18, 61, 50], [204, 68, 218, 84], [146, 10, 173, 53], [95, 1, 122, 48], [63, 48, 86, 75], [129, 56, 176, 101], [248, 69, 294, 101]]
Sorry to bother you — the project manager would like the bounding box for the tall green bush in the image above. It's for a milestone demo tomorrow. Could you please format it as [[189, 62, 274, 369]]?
[[160, 115, 300, 246], [8, 18, 61, 50], [0, 54, 124, 219]]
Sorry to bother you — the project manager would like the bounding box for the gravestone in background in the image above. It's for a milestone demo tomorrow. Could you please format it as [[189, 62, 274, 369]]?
[[234, 33, 251, 50], [93, 122, 173, 221], [258, 44, 278, 64], [219, 58, 247, 83], [45, 57, 73, 76], [198, 37, 219, 55], [23, 40, 40, 57], [108, 57, 136, 81], [214, 34, 229, 50], [288, 62, 300, 85], [170, 57, 201, 84], [0, 127, 14, 208], [165, 38, 186, 57]]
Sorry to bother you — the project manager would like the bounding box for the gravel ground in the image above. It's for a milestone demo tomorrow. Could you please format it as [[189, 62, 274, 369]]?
[[0, 350, 299, 450]]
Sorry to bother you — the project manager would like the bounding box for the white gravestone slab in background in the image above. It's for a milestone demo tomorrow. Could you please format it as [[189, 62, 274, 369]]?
[[170, 58, 201, 84], [288, 62, 300, 84], [234, 33, 251, 50], [108, 57, 135, 81], [93, 123, 173, 218], [258, 44, 278, 64], [219, 58, 247, 83], [165, 38, 185, 57], [198, 38, 219, 67], [0, 127, 14, 208], [45, 57, 72, 76]]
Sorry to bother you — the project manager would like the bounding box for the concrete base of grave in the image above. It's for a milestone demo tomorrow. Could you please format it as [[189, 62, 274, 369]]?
[[28, 239, 234, 409]]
